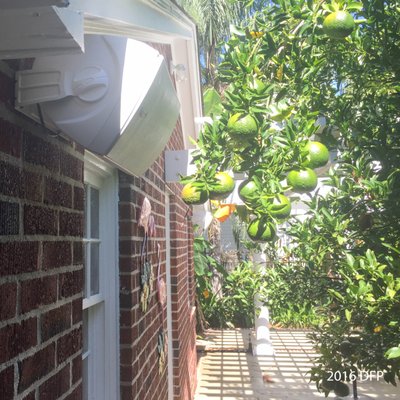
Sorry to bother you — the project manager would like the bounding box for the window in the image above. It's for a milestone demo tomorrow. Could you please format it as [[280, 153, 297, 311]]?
[[82, 154, 119, 400]]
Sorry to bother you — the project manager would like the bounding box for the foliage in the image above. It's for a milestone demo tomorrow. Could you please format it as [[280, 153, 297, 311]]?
[[263, 261, 328, 328], [188, 0, 400, 394], [218, 261, 267, 328], [194, 233, 266, 328]]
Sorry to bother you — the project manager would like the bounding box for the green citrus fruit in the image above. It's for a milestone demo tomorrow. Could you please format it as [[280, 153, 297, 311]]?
[[209, 172, 235, 200], [238, 179, 259, 205], [268, 194, 291, 220], [302, 141, 330, 169], [333, 382, 350, 397], [247, 218, 276, 242], [181, 182, 208, 205], [227, 113, 258, 138], [287, 168, 318, 193], [323, 11, 355, 39]]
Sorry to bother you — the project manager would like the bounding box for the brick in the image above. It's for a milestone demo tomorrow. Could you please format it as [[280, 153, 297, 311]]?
[[59, 269, 83, 299], [18, 343, 55, 393], [71, 355, 82, 384], [119, 187, 137, 203], [44, 177, 72, 208], [42, 241, 72, 270], [73, 185, 84, 211], [22, 170, 43, 202], [59, 211, 83, 237], [0, 118, 22, 158], [64, 384, 82, 400], [119, 203, 136, 220], [0, 201, 19, 235], [22, 391, 35, 400], [57, 327, 82, 364], [39, 365, 70, 400], [0, 365, 14, 399], [23, 132, 60, 172], [0, 318, 37, 363], [41, 303, 71, 342], [21, 275, 58, 314], [72, 241, 83, 265], [23, 205, 58, 235], [71, 297, 82, 325], [0, 282, 17, 320], [60, 152, 83, 181], [0, 161, 22, 197], [0, 241, 39, 277], [119, 171, 135, 185]]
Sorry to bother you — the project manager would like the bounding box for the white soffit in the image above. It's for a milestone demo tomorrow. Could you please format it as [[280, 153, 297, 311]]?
[[1, 0, 69, 8], [0, 6, 84, 59], [69, 0, 194, 42]]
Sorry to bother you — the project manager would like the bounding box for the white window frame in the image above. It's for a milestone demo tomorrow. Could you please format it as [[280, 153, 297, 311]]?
[[83, 152, 119, 400]]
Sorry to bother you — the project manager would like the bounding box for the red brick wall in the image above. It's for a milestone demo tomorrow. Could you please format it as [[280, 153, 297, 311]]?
[[0, 66, 84, 399], [119, 42, 197, 400], [118, 134, 197, 400], [0, 38, 198, 400]]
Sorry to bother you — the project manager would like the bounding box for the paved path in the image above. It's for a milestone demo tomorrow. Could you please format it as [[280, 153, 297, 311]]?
[[195, 329, 400, 400]]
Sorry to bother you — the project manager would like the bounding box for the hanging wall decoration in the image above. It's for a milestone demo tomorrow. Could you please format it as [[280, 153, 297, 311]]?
[[156, 243, 167, 307], [157, 328, 167, 375], [138, 197, 156, 313]]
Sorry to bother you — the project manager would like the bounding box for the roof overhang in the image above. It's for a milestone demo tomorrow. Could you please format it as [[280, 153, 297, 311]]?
[[1, 0, 203, 148], [71, 0, 203, 148]]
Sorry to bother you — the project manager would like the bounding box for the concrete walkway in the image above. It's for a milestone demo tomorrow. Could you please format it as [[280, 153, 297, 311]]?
[[195, 329, 400, 400]]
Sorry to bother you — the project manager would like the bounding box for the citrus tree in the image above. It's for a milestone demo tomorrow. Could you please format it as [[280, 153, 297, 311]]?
[[182, 0, 400, 396]]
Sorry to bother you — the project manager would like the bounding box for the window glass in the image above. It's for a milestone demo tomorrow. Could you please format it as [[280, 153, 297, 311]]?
[[90, 187, 99, 239], [90, 243, 100, 296]]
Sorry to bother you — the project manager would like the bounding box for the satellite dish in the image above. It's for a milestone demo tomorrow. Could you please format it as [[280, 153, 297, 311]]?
[[15, 34, 180, 176]]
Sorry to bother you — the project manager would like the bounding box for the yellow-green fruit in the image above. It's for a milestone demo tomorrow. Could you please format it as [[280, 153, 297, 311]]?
[[238, 179, 259, 205], [227, 113, 258, 138], [209, 172, 235, 200], [268, 194, 291, 220], [302, 141, 330, 169], [287, 168, 318, 193], [247, 218, 276, 242], [323, 11, 355, 39], [181, 182, 208, 205]]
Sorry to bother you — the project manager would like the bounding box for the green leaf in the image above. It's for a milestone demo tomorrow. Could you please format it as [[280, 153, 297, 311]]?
[[345, 309, 352, 322], [385, 347, 400, 360], [346, 2, 363, 11], [230, 24, 246, 37], [386, 288, 396, 299], [203, 88, 223, 116]]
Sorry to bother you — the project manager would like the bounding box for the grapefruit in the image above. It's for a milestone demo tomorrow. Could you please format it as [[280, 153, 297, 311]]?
[[323, 11, 355, 39], [287, 168, 318, 193], [181, 182, 208, 205], [302, 141, 330, 169], [247, 218, 276, 242], [238, 179, 259, 205], [227, 113, 258, 138], [209, 172, 235, 200]]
